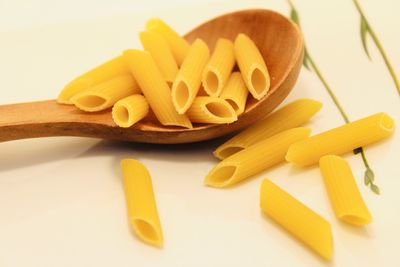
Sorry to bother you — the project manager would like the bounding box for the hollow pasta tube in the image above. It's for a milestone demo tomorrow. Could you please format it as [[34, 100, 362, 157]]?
[[202, 38, 235, 96], [71, 74, 140, 112], [171, 39, 210, 114], [205, 127, 311, 188], [123, 49, 192, 129], [319, 155, 372, 226], [57, 55, 131, 104], [146, 18, 190, 66], [286, 112, 395, 167], [214, 99, 322, 160], [112, 95, 149, 128], [139, 30, 178, 83], [121, 159, 163, 247], [220, 72, 249, 115], [234, 33, 270, 100], [186, 96, 237, 124], [260, 179, 333, 260]]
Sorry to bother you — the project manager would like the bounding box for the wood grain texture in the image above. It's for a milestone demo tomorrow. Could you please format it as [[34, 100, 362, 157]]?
[[0, 9, 303, 144]]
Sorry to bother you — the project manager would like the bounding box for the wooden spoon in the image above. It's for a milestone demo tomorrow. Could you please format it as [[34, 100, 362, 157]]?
[[0, 9, 303, 144]]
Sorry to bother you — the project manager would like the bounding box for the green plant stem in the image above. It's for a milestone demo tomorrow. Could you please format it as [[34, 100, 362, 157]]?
[[288, 0, 379, 194], [353, 0, 400, 97], [306, 54, 350, 123]]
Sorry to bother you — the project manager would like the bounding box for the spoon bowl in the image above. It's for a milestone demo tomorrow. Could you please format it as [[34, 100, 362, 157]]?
[[0, 9, 303, 144]]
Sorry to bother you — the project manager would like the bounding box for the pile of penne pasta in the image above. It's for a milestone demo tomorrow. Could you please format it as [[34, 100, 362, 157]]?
[[120, 98, 394, 261], [57, 18, 270, 128], [57, 18, 395, 262]]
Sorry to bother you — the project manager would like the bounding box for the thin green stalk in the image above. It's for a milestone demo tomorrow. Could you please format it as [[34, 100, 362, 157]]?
[[353, 0, 400, 97], [307, 55, 350, 123], [288, 0, 379, 194]]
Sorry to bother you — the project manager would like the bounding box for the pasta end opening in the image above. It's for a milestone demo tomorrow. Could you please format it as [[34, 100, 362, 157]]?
[[174, 80, 190, 111], [250, 67, 267, 98], [216, 146, 244, 159], [73, 95, 107, 111], [204, 71, 220, 96], [113, 105, 131, 127], [132, 219, 162, 247], [206, 165, 237, 187], [380, 113, 395, 131], [205, 102, 235, 119], [225, 99, 239, 112]]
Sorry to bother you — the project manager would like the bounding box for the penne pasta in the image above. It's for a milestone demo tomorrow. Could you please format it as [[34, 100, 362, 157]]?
[[234, 33, 270, 100], [171, 39, 210, 114], [71, 74, 140, 112], [112, 94, 149, 128], [121, 159, 163, 247], [186, 96, 237, 124], [219, 72, 249, 115], [202, 38, 235, 96], [139, 30, 178, 83], [286, 112, 395, 167], [214, 99, 322, 160], [260, 179, 333, 260], [57, 55, 131, 104], [123, 49, 192, 129], [205, 127, 311, 188], [319, 155, 372, 226], [146, 18, 190, 66]]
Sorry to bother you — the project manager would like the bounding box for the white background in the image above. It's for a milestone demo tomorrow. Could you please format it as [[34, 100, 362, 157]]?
[[0, 0, 399, 266]]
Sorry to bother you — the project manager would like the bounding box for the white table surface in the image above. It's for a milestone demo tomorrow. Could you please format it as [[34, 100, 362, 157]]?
[[1, 0, 399, 266]]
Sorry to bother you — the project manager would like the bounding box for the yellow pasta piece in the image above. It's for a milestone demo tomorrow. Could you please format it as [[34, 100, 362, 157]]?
[[214, 99, 322, 160], [112, 94, 149, 128], [171, 39, 210, 114], [205, 127, 311, 188], [234, 33, 270, 100], [202, 38, 235, 96], [186, 96, 237, 124], [57, 55, 130, 104], [219, 72, 249, 115], [260, 179, 333, 260], [121, 159, 163, 247], [319, 155, 372, 226], [71, 74, 140, 112], [286, 112, 395, 167], [146, 18, 190, 66], [139, 30, 178, 83], [123, 49, 192, 129]]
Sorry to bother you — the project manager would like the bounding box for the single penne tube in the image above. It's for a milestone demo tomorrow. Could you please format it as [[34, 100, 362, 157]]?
[[121, 159, 163, 247], [319, 155, 372, 226], [202, 38, 235, 96], [146, 18, 190, 66], [57, 55, 131, 104], [71, 74, 140, 112], [214, 99, 322, 160], [123, 49, 192, 129], [171, 39, 210, 114], [186, 96, 237, 124], [286, 112, 395, 167], [205, 127, 311, 188], [234, 33, 270, 100], [139, 30, 178, 83], [219, 72, 249, 115], [112, 94, 149, 128], [260, 179, 333, 260]]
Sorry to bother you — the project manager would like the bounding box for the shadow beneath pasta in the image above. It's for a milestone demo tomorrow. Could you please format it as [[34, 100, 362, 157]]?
[[260, 212, 334, 265], [76, 137, 225, 163], [337, 220, 371, 238], [287, 163, 317, 176], [0, 137, 98, 171]]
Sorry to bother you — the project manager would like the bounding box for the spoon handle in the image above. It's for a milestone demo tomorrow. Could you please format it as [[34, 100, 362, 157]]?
[[0, 100, 115, 142]]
